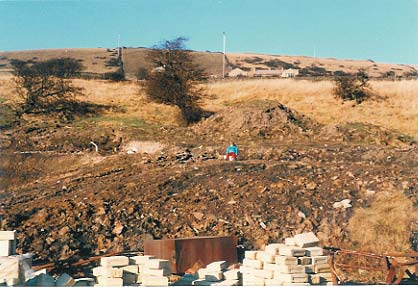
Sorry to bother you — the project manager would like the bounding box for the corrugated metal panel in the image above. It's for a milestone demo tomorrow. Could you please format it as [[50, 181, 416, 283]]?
[[144, 236, 237, 274]]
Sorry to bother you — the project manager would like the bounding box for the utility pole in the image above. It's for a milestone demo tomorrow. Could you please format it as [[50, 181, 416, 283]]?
[[117, 34, 121, 57], [222, 32, 226, 79]]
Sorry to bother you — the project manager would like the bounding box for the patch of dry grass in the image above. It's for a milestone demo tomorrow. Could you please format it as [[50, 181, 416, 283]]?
[[72, 79, 181, 126], [348, 191, 418, 253], [2, 75, 417, 138], [203, 78, 418, 139]]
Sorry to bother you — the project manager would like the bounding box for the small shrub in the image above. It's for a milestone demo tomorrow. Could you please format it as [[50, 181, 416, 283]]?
[[103, 71, 125, 81], [136, 67, 149, 80], [333, 70, 370, 103], [333, 70, 350, 77], [264, 59, 295, 69], [244, 57, 264, 64]]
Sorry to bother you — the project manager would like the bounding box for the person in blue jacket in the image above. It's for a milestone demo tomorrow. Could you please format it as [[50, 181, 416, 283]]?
[[225, 143, 239, 161]]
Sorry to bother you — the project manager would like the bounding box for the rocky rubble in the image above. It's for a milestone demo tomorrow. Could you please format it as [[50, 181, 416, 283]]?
[[0, 101, 417, 278]]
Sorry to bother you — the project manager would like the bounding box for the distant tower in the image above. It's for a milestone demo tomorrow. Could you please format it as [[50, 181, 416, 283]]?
[[222, 32, 226, 79]]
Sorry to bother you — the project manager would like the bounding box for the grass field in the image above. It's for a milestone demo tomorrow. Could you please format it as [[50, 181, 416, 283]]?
[[1, 74, 417, 139], [203, 78, 418, 139]]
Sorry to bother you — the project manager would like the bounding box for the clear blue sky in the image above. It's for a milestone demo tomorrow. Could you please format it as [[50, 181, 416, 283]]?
[[1, 0, 417, 64]]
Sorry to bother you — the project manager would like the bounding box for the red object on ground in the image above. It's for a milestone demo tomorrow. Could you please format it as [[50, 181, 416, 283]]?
[[144, 236, 238, 274], [226, 152, 237, 161]]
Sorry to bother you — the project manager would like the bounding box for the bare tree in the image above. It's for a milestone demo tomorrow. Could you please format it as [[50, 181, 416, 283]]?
[[11, 58, 84, 121], [145, 37, 205, 124]]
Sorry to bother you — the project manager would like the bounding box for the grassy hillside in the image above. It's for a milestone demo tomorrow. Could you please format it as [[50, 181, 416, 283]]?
[[1, 74, 417, 140], [1, 48, 417, 79]]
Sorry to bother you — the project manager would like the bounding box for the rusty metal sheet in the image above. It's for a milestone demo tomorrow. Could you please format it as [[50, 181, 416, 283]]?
[[144, 236, 237, 274]]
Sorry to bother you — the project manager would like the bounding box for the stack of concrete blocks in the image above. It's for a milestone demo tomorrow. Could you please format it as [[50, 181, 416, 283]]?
[[92, 254, 172, 287], [192, 261, 241, 286], [240, 243, 309, 286], [286, 232, 333, 285], [0, 231, 16, 257], [93, 255, 141, 286], [240, 232, 333, 286], [0, 231, 33, 287], [140, 257, 171, 286]]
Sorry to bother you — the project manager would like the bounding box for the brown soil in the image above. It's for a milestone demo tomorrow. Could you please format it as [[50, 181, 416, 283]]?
[[0, 102, 417, 278]]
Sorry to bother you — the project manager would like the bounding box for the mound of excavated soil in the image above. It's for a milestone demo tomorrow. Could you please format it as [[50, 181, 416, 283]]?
[[195, 101, 319, 139]]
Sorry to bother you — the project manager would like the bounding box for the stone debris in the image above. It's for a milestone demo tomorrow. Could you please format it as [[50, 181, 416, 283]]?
[[241, 232, 333, 286], [333, 199, 352, 209]]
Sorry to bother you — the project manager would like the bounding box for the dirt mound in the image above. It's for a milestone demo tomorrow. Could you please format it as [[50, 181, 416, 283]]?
[[195, 101, 319, 139], [320, 123, 417, 146]]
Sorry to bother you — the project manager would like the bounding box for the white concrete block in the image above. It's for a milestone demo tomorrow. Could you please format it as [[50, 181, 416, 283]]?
[[314, 263, 331, 273], [264, 244, 285, 255], [0, 241, 14, 257], [275, 273, 308, 283], [279, 246, 305, 257], [56, 273, 75, 287], [294, 232, 320, 248], [6, 278, 20, 286], [311, 256, 328, 265], [0, 257, 19, 279], [239, 266, 254, 275], [242, 275, 265, 286], [298, 256, 312, 265], [100, 256, 129, 267], [141, 275, 169, 286], [263, 263, 277, 272], [143, 267, 171, 276], [92, 266, 123, 278], [285, 237, 296, 246], [305, 246, 324, 256], [275, 256, 298, 265], [264, 278, 281, 286], [286, 283, 310, 286], [252, 269, 274, 279], [223, 269, 241, 280], [205, 271, 224, 282], [96, 277, 123, 286], [275, 264, 305, 274], [310, 273, 333, 284], [244, 250, 258, 260], [196, 268, 208, 279], [129, 255, 156, 265], [0, 231, 16, 241], [242, 258, 263, 269], [258, 252, 275, 263], [213, 279, 240, 286], [146, 259, 170, 270], [206, 261, 228, 271]]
